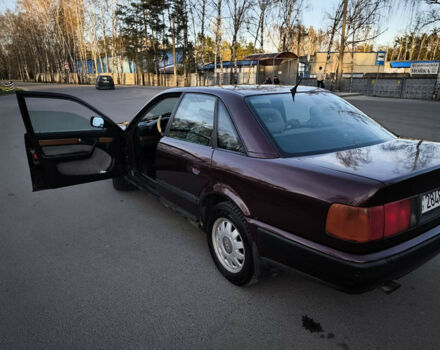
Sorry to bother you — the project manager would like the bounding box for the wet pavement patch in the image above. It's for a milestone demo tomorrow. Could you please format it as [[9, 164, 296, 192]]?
[[302, 315, 323, 333]]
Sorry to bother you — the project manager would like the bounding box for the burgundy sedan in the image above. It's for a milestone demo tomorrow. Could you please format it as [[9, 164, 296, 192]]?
[[16, 86, 440, 293]]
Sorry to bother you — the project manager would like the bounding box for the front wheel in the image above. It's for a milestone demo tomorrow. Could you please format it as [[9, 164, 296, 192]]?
[[207, 202, 254, 285]]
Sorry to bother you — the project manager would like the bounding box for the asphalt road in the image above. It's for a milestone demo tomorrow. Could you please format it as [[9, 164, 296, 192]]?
[[1, 84, 439, 350]]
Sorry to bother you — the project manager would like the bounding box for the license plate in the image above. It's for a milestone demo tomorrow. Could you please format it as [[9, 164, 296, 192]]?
[[421, 188, 440, 214]]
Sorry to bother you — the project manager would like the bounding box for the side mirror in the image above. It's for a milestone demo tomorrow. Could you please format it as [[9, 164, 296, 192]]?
[[91, 116, 105, 128]]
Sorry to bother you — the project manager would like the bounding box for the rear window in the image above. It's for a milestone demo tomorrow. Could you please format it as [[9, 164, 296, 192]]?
[[246, 92, 394, 156]]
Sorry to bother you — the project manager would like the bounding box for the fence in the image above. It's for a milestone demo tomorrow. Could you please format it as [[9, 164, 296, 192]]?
[[21, 73, 440, 100], [32, 71, 258, 87], [300, 77, 439, 100]]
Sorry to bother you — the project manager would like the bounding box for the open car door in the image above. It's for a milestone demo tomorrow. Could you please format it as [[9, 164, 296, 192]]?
[[16, 91, 126, 191]]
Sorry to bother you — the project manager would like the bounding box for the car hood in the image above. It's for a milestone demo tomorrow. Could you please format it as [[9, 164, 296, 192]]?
[[296, 138, 440, 184]]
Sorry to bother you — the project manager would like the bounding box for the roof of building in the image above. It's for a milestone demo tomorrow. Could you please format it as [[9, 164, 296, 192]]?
[[202, 60, 258, 70], [244, 52, 298, 60], [242, 52, 298, 66]]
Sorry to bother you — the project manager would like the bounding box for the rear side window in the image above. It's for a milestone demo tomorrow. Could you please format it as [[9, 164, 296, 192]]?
[[247, 92, 394, 156], [217, 101, 243, 153], [168, 93, 215, 146]]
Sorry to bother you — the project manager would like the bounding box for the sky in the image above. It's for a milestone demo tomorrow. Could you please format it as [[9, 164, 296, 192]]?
[[301, 0, 429, 47], [0, 0, 433, 48]]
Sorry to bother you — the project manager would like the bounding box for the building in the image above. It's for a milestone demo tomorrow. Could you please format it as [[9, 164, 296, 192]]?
[[200, 52, 298, 85], [308, 51, 384, 77], [244, 52, 298, 85]]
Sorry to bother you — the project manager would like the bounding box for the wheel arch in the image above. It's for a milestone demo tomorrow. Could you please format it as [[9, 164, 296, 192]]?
[[199, 184, 251, 228]]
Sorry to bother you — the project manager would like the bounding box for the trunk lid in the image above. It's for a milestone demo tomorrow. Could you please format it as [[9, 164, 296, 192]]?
[[299, 138, 440, 205], [298, 139, 440, 185], [297, 139, 440, 188]]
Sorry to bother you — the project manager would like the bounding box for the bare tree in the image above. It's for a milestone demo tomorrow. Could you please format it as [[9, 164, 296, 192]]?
[[253, 0, 274, 51], [276, 0, 304, 52], [226, 0, 252, 83], [212, 0, 224, 84], [336, 0, 348, 90]]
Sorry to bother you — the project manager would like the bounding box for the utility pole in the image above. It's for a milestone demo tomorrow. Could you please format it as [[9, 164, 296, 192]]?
[[336, 0, 348, 91]]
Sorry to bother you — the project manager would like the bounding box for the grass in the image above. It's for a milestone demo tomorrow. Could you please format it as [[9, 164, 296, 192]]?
[[0, 85, 22, 96]]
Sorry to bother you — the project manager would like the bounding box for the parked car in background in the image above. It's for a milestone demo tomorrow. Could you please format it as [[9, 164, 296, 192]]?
[[95, 75, 115, 90], [16, 86, 440, 293]]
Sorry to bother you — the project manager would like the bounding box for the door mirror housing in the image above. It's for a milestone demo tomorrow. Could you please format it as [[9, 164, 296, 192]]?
[[91, 116, 105, 128]]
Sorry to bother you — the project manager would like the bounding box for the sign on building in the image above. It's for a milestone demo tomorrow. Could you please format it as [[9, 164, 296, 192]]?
[[376, 51, 386, 66], [410, 62, 439, 76]]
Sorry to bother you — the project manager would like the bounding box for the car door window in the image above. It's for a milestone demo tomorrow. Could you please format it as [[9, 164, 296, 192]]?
[[217, 101, 244, 153], [24, 97, 101, 133], [167, 93, 215, 146], [141, 96, 180, 121]]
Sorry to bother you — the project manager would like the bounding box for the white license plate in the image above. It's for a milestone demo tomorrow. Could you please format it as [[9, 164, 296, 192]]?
[[421, 189, 440, 214]]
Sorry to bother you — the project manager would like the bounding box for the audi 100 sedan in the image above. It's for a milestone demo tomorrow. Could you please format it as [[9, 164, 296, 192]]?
[[16, 86, 440, 293]]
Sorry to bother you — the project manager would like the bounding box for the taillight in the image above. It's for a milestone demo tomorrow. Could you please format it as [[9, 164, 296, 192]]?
[[326, 204, 383, 242], [326, 198, 414, 243], [384, 199, 412, 237]]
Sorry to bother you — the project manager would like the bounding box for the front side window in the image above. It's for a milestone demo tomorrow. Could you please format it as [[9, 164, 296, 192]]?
[[247, 92, 394, 156], [141, 96, 180, 121], [217, 101, 243, 153], [168, 93, 215, 146], [25, 97, 103, 133]]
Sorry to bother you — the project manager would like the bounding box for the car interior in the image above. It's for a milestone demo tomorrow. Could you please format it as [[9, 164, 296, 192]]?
[[134, 96, 180, 178]]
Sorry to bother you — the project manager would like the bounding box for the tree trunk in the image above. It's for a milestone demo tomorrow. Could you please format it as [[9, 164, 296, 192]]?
[[336, 0, 348, 91], [201, 0, 206, 85], [172, 16, 177, 86]]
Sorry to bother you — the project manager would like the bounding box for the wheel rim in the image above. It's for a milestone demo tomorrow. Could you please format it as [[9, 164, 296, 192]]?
[[212, 218, 245, 273]]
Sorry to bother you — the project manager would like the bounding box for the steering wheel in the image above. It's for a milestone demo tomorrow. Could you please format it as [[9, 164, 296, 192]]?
[[156, 114, 164, 135]]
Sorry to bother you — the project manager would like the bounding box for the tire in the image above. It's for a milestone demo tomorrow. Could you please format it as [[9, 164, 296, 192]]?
[[207, 202, 254, 285], [112, 176, 137, 191]]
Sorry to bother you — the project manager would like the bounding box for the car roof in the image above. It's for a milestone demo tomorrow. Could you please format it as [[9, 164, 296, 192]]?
[[164, 85, 322, 97]]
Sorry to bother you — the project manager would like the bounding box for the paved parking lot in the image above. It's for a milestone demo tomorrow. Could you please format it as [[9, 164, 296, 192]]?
[[1, 84, 439, 350]]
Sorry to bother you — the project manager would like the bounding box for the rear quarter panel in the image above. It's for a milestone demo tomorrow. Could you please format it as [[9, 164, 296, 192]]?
[[210, 149, 386, 253]]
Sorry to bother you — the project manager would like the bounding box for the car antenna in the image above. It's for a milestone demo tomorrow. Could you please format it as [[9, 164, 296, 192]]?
[[290, 78, 303, 101]]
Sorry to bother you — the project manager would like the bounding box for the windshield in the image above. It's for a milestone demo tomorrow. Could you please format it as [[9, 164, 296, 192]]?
[[246, 92, 394, 156]]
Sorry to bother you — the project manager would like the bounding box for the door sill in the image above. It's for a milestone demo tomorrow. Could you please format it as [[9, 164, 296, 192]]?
[[127, 171, 158, 196]]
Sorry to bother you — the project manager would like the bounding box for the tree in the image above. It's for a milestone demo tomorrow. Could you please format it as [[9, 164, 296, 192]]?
[[277, 0, 304, 52], [212, 0, 224, 84], [226, 0, 252, 83], [254, 0, 274, 51], [336, 0, 348, 90]]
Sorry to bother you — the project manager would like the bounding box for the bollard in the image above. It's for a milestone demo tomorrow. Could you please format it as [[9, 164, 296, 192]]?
[[4, 81, 14, 91]]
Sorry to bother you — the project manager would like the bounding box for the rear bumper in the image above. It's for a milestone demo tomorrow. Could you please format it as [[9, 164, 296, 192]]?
[[251, 220, 440, 293], [96, 84, 114, 89]]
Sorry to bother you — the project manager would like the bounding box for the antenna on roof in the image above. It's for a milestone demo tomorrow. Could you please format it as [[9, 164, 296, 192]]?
[[290, 78, 303, 101]]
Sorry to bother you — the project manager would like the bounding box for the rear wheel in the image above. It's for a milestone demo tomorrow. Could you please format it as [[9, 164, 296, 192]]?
[[207, 202, 254, 285], [112, 176, 136, 191]]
